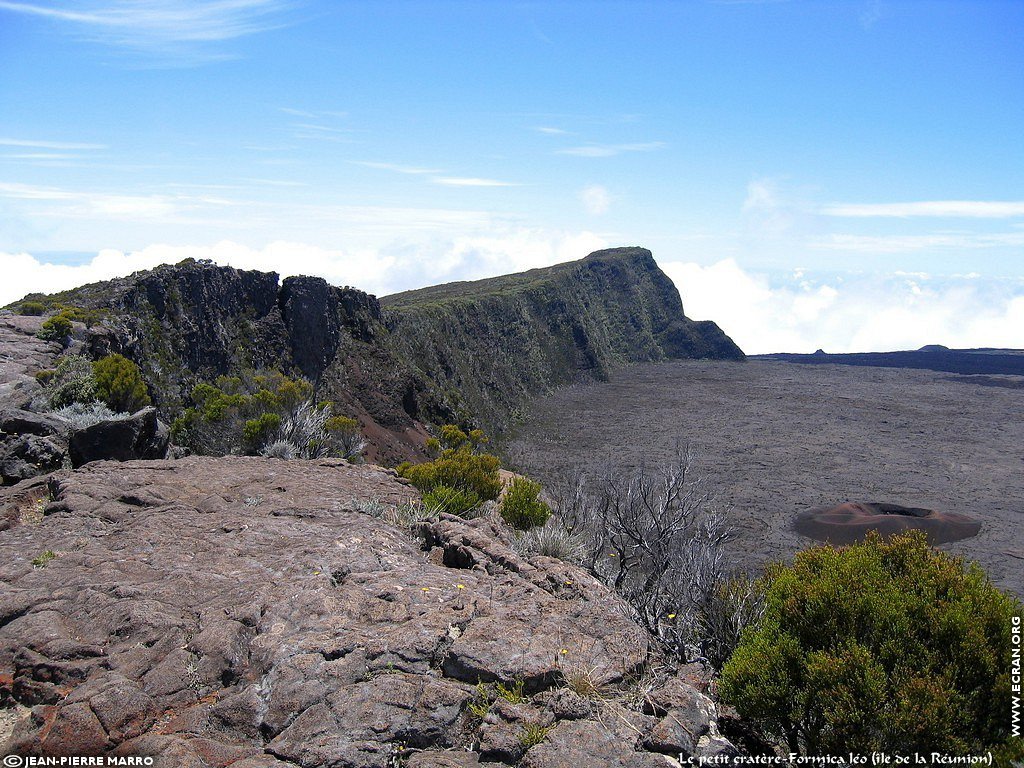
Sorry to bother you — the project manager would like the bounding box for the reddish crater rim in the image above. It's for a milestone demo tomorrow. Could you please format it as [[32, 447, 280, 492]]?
[[794, 501, 981, 545]]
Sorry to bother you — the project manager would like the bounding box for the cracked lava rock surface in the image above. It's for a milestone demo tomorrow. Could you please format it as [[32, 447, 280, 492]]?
[[0, 456, 730, 766]]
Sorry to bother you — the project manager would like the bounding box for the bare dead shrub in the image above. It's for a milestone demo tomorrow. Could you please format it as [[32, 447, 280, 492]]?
[[550, 444, 750, 664]]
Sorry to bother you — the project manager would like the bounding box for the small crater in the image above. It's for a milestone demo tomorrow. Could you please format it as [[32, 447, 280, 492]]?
[[795, 501, 981, 545]]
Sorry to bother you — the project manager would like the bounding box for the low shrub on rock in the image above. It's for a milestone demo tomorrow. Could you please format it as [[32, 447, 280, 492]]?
[[93, 353, 151, 413], [36, 313, 73, 344], [421, 484, 481, 516], [500, 477, 551, 530], [719, 530, 1022, 758], [398, 424, 502, 502]]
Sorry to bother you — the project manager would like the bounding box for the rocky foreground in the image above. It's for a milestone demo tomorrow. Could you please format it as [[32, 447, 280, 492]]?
[[0, 456, 734, 766]]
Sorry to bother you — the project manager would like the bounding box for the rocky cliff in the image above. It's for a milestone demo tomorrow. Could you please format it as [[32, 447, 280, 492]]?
[[11, 248, 742, 463], [0, 456, 736, 765], [383, 247, 743, 429]]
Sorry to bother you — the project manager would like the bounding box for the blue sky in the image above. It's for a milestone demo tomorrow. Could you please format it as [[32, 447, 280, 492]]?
[[1, 0, 1022, 353]]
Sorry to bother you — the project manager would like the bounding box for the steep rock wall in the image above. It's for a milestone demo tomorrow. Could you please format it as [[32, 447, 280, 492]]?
[[382, 247, 743, 428]]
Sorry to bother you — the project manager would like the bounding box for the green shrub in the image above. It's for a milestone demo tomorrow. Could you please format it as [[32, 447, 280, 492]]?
[[324, 415, 367, 460], [44, 354, 97, 408], [34, 369, 55, 385], [718, 531, 1022, 757], [36, 313, 73, 344], [92, 354, 150, 413], [421, 484, 481, 516], [399, 447, 502, 501], [243, 412, 282, 447], [19, 301, 46, 316], [500, 477, 551, 530], [31, 550, 57, 567], [170, 370, 360, 460], [56, 304, 105, 327]]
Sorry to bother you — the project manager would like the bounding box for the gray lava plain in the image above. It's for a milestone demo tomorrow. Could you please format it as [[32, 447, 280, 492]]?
[[507, 359, 1024, 598]]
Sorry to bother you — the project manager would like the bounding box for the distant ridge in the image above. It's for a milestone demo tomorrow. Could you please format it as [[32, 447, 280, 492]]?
[[9, 247, 743, 462], [754, 346, 1024, 377]]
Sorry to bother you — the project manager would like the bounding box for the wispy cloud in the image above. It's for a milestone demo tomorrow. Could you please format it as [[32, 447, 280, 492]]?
[[820, 200, 1024, 218], [810, 232, 1024, 253], [279, 106, 317, 118], [533, 126, 570, 135], [0, 0, 293, 61], [3, 152, 84, 161], [352, 161, 441, 176], [556, 141, 666, 158], [432, 177, 518, 188], [0, 137, 106, 150], [0, 180, 239, 218], [289, 127, 353, 143]]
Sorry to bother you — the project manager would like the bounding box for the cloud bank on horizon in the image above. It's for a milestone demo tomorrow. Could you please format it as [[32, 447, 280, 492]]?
[[3, 240, 1022, 356]]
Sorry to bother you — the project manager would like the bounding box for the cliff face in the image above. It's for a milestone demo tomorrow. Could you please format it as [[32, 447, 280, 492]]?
[[15, 248, 742, 462], [382, 247, 743, 428]]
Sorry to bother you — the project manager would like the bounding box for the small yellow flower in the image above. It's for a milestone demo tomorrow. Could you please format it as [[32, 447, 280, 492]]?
[[608, 553, 617, 558], [421, 587, 430, 592], [564, 581, 573, 586], [456, 584, 465, 590], [667, 613, 676, 619], [559, 648, 569, 655]]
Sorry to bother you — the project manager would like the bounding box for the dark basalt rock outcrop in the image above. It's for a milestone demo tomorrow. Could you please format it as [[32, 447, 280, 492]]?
[[13, 249, 743, 464], [795, 501, 982, 545], [66, 407, 170, 467], [0, 456, 735, 765]]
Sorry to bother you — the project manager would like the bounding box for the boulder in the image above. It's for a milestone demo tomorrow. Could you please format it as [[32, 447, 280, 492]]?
[[67, 407, 170, 467], [0, 434, 65, 485], [0, 409, 68, 439]]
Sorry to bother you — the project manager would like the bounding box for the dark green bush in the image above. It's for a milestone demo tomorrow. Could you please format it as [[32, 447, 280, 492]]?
[[500, 477, 551, 530], [19, 301, 46, 316], [421, 484, 481, 516], [243, 412, 282, 448], [36, 313, 73, 343], [92, 354, 150, 413], [719, 531, 1022, 757]]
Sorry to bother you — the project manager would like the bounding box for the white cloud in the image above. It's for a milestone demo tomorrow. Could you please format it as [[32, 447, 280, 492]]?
[[580, 185, 611, 215], [820, 200, 1024, 218], [0, 230, 609, 307], [533, 126, 570, 135], [432, 177, 518, 187], [557, 141, 666, 158], [662, 259, 1024, 354]]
